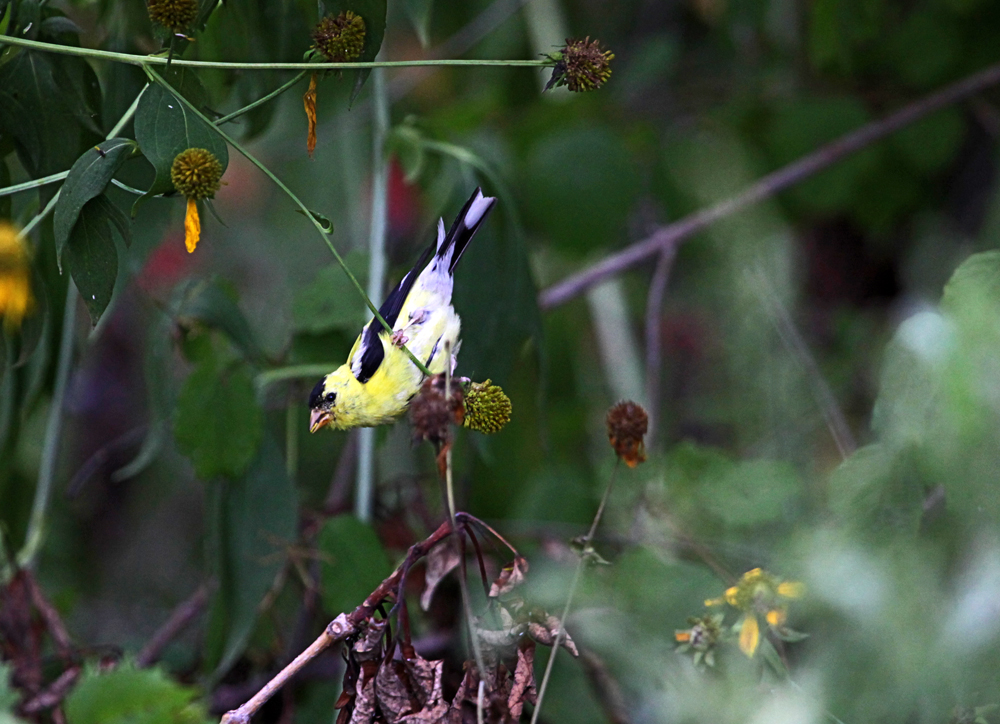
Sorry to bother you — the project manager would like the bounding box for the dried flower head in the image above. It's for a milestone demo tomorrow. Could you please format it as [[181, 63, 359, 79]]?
[[606, 400, 648, 467], [171, 148, 223, 201], [675, 613, 724, 668], [147, 0, 198, 32], [462, 379, 512, 434], [409, 374, 464, 446], [311, 11, 366, 63], [0, 222, 35, 331], [545, 37, 614, 93]]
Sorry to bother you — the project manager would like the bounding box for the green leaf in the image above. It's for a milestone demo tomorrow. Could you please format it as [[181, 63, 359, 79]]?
[[890, 108, 964, 174], [940, 250, 1000, 315], [65, 666, 209, 724], [320, 0, 387, 104], [173, 358, 263, 480], [158, 66, 212, 114], [696, 458, 801, 528], [319, 514, 392, 616], [522, 125, 640, 255], [292, 251, 369, 334], [403, 0, 433, 47], [64, 195, 128, 325], [53, 138, 136, 268], [133, 80, 229, 206], [204, 435, 297, 680], [0, 50, 103, 179], [175, 278, 263, 362]]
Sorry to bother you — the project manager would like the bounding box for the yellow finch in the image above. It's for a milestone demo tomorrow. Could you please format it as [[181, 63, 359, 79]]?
[[308, 188, 497, 431]]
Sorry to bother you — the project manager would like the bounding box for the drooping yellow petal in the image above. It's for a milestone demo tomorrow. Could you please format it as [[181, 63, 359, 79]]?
[[704, 596, 725, 607], [304, 72, 318, 157], [184, 197, 201, 253], [766, 608, 786, 627], [777, 581, 805, 599], [738, 614, 760, 657]]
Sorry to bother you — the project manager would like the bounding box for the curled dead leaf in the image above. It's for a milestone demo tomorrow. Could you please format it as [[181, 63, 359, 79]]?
[[420, 540, 461, 611], [528, 615, 579, 657], [489, 556, 529, 598]]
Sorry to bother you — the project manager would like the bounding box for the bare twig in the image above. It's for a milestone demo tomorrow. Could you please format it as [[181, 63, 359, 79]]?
[[136, 585, 211, 668], [19, 666, 81, 715], [219, 521, 453, 724], [748, 268, 856, 459], [539, 60, 1000, 310], [643, 245, 679, 443], [24, 572, 73, 659]]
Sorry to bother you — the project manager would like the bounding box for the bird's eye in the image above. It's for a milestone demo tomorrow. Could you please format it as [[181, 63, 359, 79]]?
[[325, 392, 336, 403]]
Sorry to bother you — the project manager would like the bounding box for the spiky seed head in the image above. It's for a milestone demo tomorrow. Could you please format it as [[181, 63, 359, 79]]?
[[606, 400, 648, 467], [311, 11, 366, 63], [410, 374, 464, 446], [545, 37, 614, 93], [147, 0, 198, 31], [171, 148, 223, 200], [463, 380, 512, 434]]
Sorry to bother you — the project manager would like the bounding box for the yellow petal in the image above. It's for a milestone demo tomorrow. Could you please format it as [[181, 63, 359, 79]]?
[[724, 586, 739, 605], [303, 72, 318, 158], [184, 197, 200, 253], [705, 597, 725, 607], [766, 608, 786, 627], [738, 614, 760, 657], [675, 631, 691, 643], [777, 581, 805, 599]]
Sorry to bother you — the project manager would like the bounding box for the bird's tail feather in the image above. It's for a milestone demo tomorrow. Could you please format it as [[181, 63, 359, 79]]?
[[436, 187, 497, 273]]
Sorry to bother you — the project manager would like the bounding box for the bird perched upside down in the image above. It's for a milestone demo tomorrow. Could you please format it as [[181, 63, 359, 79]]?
[[308, 188, 497, 432]]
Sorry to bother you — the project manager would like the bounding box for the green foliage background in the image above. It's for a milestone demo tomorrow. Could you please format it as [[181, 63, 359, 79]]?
[[2, 0, 1000, 722]]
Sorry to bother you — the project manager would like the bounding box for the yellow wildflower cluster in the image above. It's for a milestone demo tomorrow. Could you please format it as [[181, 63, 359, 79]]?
[[704, 567, 805, 657]]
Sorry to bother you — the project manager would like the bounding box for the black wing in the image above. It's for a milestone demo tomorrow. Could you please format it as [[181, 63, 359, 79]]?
[[353, 240, 436, 383]]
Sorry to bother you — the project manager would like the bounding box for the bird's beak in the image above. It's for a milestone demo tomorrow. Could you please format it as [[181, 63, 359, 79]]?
[[310, 408, 332, 433]]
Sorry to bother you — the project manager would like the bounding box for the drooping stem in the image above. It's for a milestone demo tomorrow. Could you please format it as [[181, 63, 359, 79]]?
[[142, 67, 433, 377], [356, 67, 390, 524], [530, 459, 621, 724]]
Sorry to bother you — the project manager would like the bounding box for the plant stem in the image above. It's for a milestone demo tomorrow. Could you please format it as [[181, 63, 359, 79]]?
[[0, 35, 548, 71], [530, 460, 621, 724], [16, 283, 78, 571], [142, 67, 433, 376], [0, 171, 68, 198], [215, 71, 308, 125], [355, 68, 390, 524]]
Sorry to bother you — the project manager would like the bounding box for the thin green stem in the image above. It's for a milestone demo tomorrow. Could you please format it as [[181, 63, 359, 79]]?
[[355, 67, 390, 524], [530, 460, 621, 724], [142, 67, 433, 376], [0, 35, 548, 71], [0, 171, 68, 198], [16, 283, 78, 570], [215, 71, 307, 125]]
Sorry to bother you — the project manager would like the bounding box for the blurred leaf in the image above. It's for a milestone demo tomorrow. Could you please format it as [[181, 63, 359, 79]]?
[[697, 459, 801, 528], [64, 195, 129, 325], [522, 125, 639, 255], [318, 0, 386, 104], [766, 96, 879, 214], [808, 0, 882, 73], [13, 265, 49, 368], [940, 250, 1000, 314], [828, 444, 923, 535], [387, 123, 426, 183], [53, 138, 136, 268], [0, 660, 18, 713], [293, 251, 369, 334], [890, 108, 964, 174], [173, 358, 263, 480], [204, 435, 297, 679], [39, 15, 81, 36], [133, 80, 229, 207], [403, 0, 433, 47], [319, 514, 392, 615], [0, 50, 103, 178], [65, 666, 209, 724], [888, 10, 959, 88], [175, 278, 263, 362]]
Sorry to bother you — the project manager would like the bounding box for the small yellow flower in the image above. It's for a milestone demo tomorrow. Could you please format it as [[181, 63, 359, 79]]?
[[0, 222, 35, 331], [171, 148, 224, 253], [705, 567, 805, 658]]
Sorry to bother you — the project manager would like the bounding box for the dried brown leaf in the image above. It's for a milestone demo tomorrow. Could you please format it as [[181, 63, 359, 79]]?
[[420, 540, 461, 611], [528, 615, 579, 657], [353, 618, 388, 657], [348, 663, 378, 724], [507, 641, 537, 720], [488, 556, 529, 598]]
